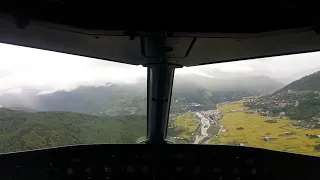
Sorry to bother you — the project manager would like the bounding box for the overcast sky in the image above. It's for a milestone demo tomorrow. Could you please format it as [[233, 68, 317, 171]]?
[[1, 43, 320, 94]]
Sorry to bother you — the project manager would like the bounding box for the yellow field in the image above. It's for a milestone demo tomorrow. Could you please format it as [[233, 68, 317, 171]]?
[[172, 113, 198, 139], [211, 101, 320, 156]]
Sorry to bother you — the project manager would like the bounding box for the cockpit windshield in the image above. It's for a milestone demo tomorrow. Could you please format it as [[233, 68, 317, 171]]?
[[1, 42, 320, 157], [0, 43, 147, 154], [169, 52, 320, 156]]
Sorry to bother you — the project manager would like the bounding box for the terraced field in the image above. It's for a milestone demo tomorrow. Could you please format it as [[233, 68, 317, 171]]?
[[210, 101, 320, 156]]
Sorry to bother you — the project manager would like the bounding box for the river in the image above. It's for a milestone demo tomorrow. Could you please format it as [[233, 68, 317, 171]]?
[[193, 110, 223, 144], [194, 112, 211, 144]]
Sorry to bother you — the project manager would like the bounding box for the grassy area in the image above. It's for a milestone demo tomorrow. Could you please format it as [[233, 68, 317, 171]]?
[[209, 138, 220, 145], [207, 124, 220, 136], [211, 101, 320, 156], [217, 100, 245, 114], [169, 113, 198, 140]]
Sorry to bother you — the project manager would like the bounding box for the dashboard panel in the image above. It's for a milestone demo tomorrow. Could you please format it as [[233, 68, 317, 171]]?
[[0, 144, 318, 180]]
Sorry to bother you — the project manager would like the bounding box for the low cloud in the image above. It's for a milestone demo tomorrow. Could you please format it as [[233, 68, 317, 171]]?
[[1, 43, 320, 93], [0, 43, 146, 93]]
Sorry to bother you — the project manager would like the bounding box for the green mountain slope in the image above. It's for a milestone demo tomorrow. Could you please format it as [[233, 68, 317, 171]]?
[[35, 84, 147, 116], [170, 74, 283, 113], [277, 71, 320, 92], [245, 71, 320, 128], [0, 108, 146, 154]]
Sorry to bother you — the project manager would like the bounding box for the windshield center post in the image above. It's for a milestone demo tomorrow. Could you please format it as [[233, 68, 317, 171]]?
[[145, 64, 177, 144], [143, 32, 181, 144]]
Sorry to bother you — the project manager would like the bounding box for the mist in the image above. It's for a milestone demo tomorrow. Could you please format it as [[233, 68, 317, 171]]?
[[0, 43, 147, 94], [177, 52, 320, 84], [1, 43, 320, 95]]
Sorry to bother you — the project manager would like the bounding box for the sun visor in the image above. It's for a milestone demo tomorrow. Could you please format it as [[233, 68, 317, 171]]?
[[1, 15, 320, 67]]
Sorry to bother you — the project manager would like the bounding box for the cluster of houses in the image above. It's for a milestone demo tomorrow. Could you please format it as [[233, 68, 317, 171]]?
[[263, 132, 299, 142], [202, 109, 222, 123], [230, 109, 243, 113], [245, 96, 298, 117], [245, 109, 257, 114], [171, 99, 205, 112], [254, 108, 288, 119], [233, 142, 248, 146], [190, 103, 202, 107], [293, 119, 320, 128], [263, 137, 276, 142], [313, 91, 320, 95], [306, 134, 320, 139], [101, 107, 138, 116], [279, 132, 296, 136], [172, 136, 185, 140]]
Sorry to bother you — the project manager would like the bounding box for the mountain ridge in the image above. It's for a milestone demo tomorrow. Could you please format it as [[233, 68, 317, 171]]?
[[275, 71, 320, 93], [0, 74, 283, 115]]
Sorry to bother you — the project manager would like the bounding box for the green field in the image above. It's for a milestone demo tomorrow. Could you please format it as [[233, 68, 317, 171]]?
[[168, 113, 198, 142], [210, 101, 320, 156]]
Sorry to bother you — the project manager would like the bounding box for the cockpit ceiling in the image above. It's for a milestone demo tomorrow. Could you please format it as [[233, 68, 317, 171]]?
[[0, 3, 318, 66]]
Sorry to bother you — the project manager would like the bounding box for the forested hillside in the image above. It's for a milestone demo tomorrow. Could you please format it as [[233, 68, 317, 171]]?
[[0, 108, 146, 154], [277, 71, 320, 92], [245, 71, 320, 128]]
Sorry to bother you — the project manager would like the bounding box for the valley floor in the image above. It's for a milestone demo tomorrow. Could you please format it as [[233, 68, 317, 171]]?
[[170, 100, 320, 156], [210, 101, 320, 157]]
